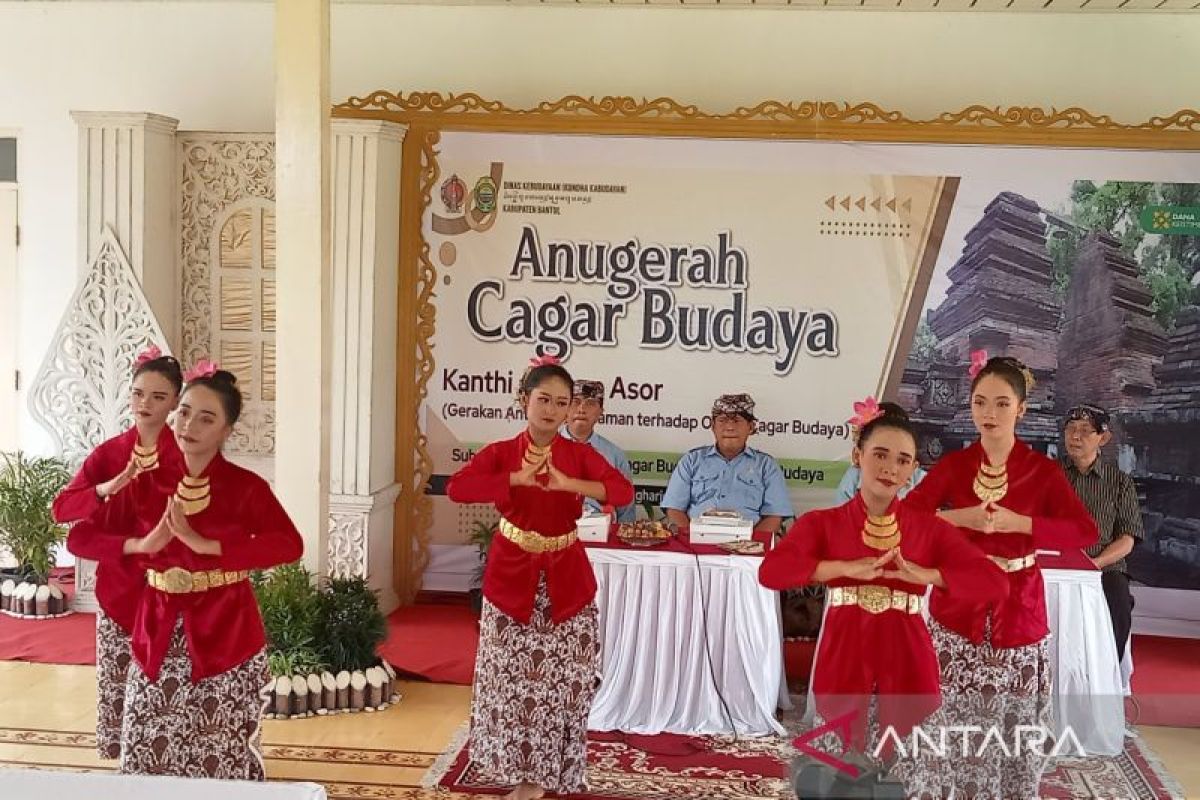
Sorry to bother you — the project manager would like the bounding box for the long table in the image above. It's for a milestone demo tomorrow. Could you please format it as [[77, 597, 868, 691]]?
[[585, 532, 787, 736], [1042, 554, 1125, 756]]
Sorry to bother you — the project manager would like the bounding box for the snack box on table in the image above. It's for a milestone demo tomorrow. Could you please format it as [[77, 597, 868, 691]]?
[[576, 512, 612, 543], [689, 510, 753, 544]]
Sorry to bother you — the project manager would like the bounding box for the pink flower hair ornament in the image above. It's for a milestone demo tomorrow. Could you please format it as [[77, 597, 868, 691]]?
[[968, 349, 989, 379], [133, 345, 163, 370], [184, 359, 219, 383], [528, 354, 561, 368], [848, 396, 883, 429]]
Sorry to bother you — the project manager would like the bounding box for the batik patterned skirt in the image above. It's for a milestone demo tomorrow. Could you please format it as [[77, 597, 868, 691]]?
[[894, 617, 1053, 800], [95, 610, 132, 760], [469, 579, 601, 794], [119, 617, 270, 779]]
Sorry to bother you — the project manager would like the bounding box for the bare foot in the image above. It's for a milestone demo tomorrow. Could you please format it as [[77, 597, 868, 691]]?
[[503, 782, 545, 800]]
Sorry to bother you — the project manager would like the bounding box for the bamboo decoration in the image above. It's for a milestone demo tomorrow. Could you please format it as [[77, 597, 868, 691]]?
[[273, 676, 292, 718], [307, 674, 323, 714], [336, 670, 351, 710], [34, 585, 50, 617], [0, 581, 73, 619], [350, 671, 367, 711], [366, 667, 384, 709], [264, 661, 402, 719], [47, 583, 65, 615], [321, 672, 337, 712], [291, 674, 309, 716]]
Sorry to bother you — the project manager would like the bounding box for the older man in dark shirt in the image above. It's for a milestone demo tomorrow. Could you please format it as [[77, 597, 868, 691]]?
[[1060, 404, 1144, 660]]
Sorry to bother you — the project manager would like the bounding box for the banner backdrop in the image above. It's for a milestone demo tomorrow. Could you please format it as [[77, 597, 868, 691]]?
[[420, 131, 1200, 623]]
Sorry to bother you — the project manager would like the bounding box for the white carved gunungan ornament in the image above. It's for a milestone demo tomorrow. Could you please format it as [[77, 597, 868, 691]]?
[[28, 227, 170, 467]]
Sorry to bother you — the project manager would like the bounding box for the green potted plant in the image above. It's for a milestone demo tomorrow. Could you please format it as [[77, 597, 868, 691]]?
[[254, 566, 398, 719], [251, 562, 326, 678], [0, 452, 71, 617], [468, 518, 498, 615], [314, 576, 388, 673]]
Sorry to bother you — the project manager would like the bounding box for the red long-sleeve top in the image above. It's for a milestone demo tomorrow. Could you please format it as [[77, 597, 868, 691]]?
[[904, 439, 1099, 649], [761, 496, 1007, 748], [58, 426, 181, 633], [447, 432, 634, 624], [67, 452, 303, 681]]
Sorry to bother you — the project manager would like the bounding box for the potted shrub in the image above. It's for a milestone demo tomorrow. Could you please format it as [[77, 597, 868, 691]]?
[[468, 518, 498, 615], [252, 562, 325, 677], [314, 577, 388, 673], [0, 452, 72, 618], [255, 566, 397, 718]]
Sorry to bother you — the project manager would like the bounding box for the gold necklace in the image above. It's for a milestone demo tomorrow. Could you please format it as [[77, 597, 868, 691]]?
[[973, 461, 1008, 504], [523, 439, 551, 475], [175, 475, 211, 515], [862, 512, 901, 551], [132, 442, 159, 471]]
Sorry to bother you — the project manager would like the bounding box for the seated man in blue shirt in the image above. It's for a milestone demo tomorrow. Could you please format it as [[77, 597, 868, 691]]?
[[661, 393, 792, 533], [560, 378, 637, 523]]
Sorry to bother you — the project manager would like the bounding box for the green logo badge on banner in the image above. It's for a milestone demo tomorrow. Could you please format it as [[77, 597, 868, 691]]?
[[1139, 205, 1200, 235]]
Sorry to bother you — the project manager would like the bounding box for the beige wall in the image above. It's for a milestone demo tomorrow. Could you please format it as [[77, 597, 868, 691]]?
[[332, 5, 1200, 119], [3, 0, 1199, 450]]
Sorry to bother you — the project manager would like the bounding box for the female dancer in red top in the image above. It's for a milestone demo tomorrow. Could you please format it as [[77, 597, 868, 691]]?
[[69, 363, 302, 778], [447, 357, 634, 800], [901, 354, 1099, 799], [58, 347, 182, 760], [761, 401, 1005, 792]]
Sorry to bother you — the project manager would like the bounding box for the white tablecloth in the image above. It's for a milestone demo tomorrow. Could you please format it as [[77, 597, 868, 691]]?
[[586, 547, 786, 736], [0, 769, 327, 800], [1043, 568, 1125, 756]]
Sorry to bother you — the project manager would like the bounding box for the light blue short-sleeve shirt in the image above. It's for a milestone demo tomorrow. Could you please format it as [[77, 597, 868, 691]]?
[[560, 427, 637, 523], [660, 445, 792, 522]]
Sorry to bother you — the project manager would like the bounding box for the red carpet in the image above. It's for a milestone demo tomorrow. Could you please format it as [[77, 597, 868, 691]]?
[[0, 608, 95, 664], [0, 569, 96, 666], [378, 596, 479, 685], [434, 728, 789, 798], [431, 727, 1182, 799], [1129, 634, 1200, 728]]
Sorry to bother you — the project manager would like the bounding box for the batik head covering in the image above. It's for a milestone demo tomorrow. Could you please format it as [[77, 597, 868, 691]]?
[[572, 380, 605, 402], [1066, 403, 1110, 433], [712, 393, 756, 421]]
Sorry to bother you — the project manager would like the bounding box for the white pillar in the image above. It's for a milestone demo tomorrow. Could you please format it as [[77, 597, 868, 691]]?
[[66, 112, 178, 612], [70, 111, 179, 347], [274, 0, 331, 577], [327, 119, 405, 612]]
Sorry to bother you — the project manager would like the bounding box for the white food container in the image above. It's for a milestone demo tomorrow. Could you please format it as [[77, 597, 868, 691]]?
[[689, 513, 753, 544], [576, 512, 613, 543]]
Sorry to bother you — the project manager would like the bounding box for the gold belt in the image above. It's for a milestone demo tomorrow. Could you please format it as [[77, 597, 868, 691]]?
[[147, 567, 249, 594], [997, 554, 1037, 573], [829, 585, 922, 615], [498, 518, 577, 554]]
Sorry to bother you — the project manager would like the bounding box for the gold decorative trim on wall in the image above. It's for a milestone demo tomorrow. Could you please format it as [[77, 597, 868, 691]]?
[[409, 129, 440, 602], [336, 93, 1200, 150], [339, 91, 1200, 605]]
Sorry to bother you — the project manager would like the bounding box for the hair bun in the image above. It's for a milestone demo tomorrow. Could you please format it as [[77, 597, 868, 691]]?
[[877, 401, 909, 421], [212, 369, 238, 385]]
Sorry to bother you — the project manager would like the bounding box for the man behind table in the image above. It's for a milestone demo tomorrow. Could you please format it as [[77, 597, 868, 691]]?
[[661, 393, 792, 534], [1059, 403, 1144, 660]]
